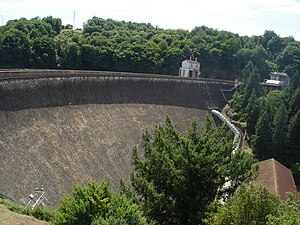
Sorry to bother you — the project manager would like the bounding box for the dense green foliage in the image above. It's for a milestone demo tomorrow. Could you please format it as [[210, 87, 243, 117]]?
[[204, 183, 281, 225], [131, 117, 256, 225], [204, 183, 300, 225], [232, 61, 300, 184], [0, 16, 299, 80], [52, 180, 151, 225], [267, 193, 300, 225]]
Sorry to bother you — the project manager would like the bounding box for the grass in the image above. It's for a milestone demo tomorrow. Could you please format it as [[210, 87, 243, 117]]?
[[0, 204, 49, 225], [0, 199, 54, 223]]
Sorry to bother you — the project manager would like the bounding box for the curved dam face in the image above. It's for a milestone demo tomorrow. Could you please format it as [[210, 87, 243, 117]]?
[[0, 70, 235, 206]]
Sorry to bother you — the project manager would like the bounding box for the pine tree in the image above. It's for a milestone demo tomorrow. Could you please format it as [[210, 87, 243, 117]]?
[[131, 117, 256, 225], [288, 88, 300, 119], [241, 61, 261, 113], [245, 89, 260, 135], [288, 109, 300, 163], [272, 104, 288, 162], [252, 110, 272, 160], [287, 109, 300, 186]]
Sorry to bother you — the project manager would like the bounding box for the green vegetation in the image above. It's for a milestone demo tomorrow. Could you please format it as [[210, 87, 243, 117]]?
[[267, 193, 300, 225], [204, 183, 300, 225], [0, 199, 54, 221], [0, 16, 299, 81], [52, 180, 151, 225], [131, 116, 255, 225], [231, 60, 300, 184], [49, 117, 255, 225]]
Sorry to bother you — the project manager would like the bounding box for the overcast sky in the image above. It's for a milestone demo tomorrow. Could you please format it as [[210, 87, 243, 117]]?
[[1, 0, 300, 40]]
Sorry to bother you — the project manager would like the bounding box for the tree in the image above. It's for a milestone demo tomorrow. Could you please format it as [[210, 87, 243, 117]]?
[[276, 42, 300, 76], [61, 42, 80, 69], [52, 180, 151, 225], [91, 193, 153, 225], [252, 110, 272, 160], [1, 28, 30, 67], [287, 109, 300, 184], [271, 104, 288, 161], [204, 183, 281, 225], [288, 88, 300, 118], [267, 193, 300, 225], [31, 36, 56, 68], [241, 61, 261, 112], [245, 89, 260, 135], [260, 30, 283, 60], [131, 117, 256, 225], [42, 16, 62, 34]]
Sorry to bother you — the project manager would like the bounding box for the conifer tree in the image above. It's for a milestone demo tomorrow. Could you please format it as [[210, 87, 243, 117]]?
[[288, 88, 300, 119], [252, 110, 272, 160], [241, 61, 261, 114], [245, 89, 260, 135], [272, 104, 288, 161], [288, 109, 300, 163], [131, 117, 256, 225]]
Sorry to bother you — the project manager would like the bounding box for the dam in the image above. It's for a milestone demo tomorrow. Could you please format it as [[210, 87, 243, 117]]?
[[0, 70, 236, 206]]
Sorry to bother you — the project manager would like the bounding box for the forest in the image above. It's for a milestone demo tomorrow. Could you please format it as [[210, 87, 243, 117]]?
[[0, 16, 299, 81]]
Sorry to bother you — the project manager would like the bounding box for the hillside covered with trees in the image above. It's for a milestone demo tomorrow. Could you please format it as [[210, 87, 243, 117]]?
[[231, 60, 300, 185], [0, 16, 299, 81]]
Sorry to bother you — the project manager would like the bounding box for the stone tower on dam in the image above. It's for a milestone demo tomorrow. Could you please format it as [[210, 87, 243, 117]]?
[[0, 70, 236, 206]]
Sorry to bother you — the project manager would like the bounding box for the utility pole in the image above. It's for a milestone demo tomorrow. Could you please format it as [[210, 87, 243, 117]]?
[[0, 15, 5, 26], [72, 10, 78, 30]]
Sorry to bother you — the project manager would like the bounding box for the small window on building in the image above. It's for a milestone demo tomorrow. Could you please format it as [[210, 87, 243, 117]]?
[[189, 70, 193, 77]]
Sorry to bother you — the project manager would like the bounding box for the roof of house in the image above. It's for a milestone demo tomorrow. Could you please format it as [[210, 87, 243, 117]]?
[[265, 80, 281, 85], [183, 60, 200, 64], [271, 72, 289, 77], [255, 158, 297, 200], [261, 80, 283, 87]]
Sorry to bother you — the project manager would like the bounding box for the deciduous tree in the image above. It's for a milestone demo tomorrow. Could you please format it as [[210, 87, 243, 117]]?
[[204, 183, 281, 225]]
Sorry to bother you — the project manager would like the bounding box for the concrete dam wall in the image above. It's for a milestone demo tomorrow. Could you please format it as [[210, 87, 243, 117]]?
[[0, 70, 235, 206]]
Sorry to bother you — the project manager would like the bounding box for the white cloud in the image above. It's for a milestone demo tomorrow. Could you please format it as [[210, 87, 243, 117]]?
[[246, 0, 300, 14]]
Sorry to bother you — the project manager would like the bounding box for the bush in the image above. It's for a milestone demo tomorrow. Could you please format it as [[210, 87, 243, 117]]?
[[52, 180, 152, 225], [203, 183, 281, 225]]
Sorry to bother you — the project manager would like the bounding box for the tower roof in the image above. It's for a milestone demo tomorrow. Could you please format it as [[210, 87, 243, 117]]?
[[255, 158, 297, 200], [183, 59, 200, 64]]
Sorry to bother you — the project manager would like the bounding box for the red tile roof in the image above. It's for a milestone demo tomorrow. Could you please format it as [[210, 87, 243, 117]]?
[[255, 158, 297, 200]]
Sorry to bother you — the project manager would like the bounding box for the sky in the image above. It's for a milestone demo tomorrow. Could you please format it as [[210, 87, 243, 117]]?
[[1, 0, 300, 40]]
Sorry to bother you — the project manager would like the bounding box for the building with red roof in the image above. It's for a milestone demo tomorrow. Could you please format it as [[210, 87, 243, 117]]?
[[255, 158, 297, 200]]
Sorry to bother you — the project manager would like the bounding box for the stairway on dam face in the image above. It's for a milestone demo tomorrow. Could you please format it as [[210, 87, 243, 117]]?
[[0, 70, 236, 206]]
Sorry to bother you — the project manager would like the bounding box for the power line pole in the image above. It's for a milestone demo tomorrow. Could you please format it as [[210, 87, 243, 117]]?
[[0, 15, 5, 26], [72, 10, 78, 30]]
